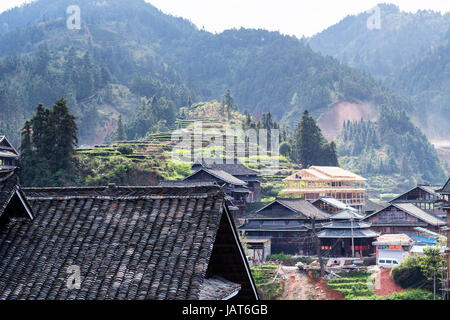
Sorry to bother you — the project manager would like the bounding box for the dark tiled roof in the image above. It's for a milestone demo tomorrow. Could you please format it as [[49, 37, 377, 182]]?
[[239, 220, 310, 232], [0, 170, 33, 220], [199, 276, 241, 300], [362, 199, 387, 213], [390, 185, 442, 202], [158, 181, 219, 188], [0, 170, 18, 217], [320, 221, 372, 229], [193, 160, 259, 176], [317, 228, 380, 239], [312, 197, 353, 211], [251, 199, 329, 220], [0, 184, 244, 300], [363, 203, 446, 227], [330, 209, 365, 220], [0, 136, 19, 156], [438, 178, 450, 195], [184, 168, 247, 186]]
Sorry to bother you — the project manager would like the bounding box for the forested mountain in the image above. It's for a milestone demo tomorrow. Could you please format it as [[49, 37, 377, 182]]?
[[337, 105, 446, 186], [389, 30, 450, 139], [0, 0, 416, 144], [309, 4, 450, 79], [0, 0, 446, 187]]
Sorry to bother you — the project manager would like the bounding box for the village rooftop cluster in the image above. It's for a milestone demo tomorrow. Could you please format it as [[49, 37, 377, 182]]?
[[0, 135, 449, 300]]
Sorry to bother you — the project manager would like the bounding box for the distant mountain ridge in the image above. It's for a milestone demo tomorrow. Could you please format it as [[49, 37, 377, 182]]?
[[309, 3, 450, 79], [0, 0, 414, 128], [0, 0, 446, 185]]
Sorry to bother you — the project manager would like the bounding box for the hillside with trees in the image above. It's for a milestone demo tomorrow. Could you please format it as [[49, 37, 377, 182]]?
[[389, 30, 450, 139], [0, 0, 419, 141], [336, 105, 447, 196], [309, 4, 450, 79]]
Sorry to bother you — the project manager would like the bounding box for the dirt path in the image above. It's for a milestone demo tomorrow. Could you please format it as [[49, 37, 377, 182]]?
[[279, 267, 345, 300], [373, 269, 404, 296]]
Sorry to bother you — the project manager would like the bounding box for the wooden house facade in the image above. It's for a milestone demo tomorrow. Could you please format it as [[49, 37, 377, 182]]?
[[282, 166, 366, 207], [191, 161, 262, 202], [437, 178, 450, 281], [0, 136, 19, 170], [363, 203, 446, 235], [390, 185, 446, 219], [318, 221, 379, 257], [239, 199, 330, 255]]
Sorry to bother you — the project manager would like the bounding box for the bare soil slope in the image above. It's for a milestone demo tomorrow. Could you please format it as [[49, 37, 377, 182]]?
[[318, 101, 379, 141]]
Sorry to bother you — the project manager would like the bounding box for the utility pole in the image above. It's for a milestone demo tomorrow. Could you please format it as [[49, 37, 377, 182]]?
[[351, 216, 355, 258], [312, 218, 325, 277]]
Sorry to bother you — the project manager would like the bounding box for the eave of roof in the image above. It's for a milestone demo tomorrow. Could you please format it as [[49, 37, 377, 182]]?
[[363, 203, 445, 226]]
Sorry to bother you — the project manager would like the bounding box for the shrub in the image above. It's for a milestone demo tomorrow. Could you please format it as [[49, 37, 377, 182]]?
[[117, 146, 133, 155], [279, 142, 291, 157], [391, 256, 431, 290], [385, 289, 437, 300]]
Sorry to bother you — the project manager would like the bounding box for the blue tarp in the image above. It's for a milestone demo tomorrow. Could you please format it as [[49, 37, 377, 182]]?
[[403, 233, 437, 245]]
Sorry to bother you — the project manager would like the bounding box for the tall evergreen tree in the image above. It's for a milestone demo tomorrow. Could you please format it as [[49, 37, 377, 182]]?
[[293, 110, 338, 167], [19, 98, 78, 187], [115, 115, 127, 141]]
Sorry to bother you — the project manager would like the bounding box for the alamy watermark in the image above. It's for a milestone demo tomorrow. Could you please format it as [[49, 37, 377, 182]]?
[[171, 122, 280, 175], [66, 265, 81, 289], [366, 5, 381, 30], [66, 5, 81, 30]]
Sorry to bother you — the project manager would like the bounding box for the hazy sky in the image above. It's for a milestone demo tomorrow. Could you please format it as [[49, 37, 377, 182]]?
[[1, 0, 450, 37]]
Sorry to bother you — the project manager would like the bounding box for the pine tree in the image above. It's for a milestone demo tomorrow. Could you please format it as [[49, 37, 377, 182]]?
[[19, 98, 78, 187], [115, 115, 127, 141], [293, 110, 338, 167]]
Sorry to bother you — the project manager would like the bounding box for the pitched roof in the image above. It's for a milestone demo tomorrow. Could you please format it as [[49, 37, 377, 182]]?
[[0, 136, 19, 156], [438, 178, 450, 195], [390, 185, 442, 202], [239, 220, 310, 232], [194, 160, 259, 176], [362, 199, 388, 213], [0, 170, 33, 220], [330, 209, 365, 221], [184, 168, 247, 186], [372, 234, 414, 246], [318, 228, 379, 239], [321, 221, 372, 229], [251, 199, 329, 220], [284, 166, 366, 182], [364, 203, 446, 227], [198, 276, 241, 300], [313, 197, 356, 211], [0, 184, 257, 300]]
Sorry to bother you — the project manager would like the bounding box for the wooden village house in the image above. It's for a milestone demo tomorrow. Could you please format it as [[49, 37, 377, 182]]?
[[191, 161, 262, 202], [317, 210, 379, 258], [0, 136, 19, 170], [0, 165, 259, 300], [239, 198, 330, 255], [282, 166, 367, 208], [363, 202, 446, 235], [390, 184, 446, 219], [437, 178, 450, 281], [183, 163, 257, 217]]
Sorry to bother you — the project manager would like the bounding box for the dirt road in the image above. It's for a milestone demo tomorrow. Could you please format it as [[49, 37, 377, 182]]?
[[373, 269, 404, 296], [279, 267, 345, 300]]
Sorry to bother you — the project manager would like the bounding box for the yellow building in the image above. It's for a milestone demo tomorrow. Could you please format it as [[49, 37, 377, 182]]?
[[282, 166, 366, 206]]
